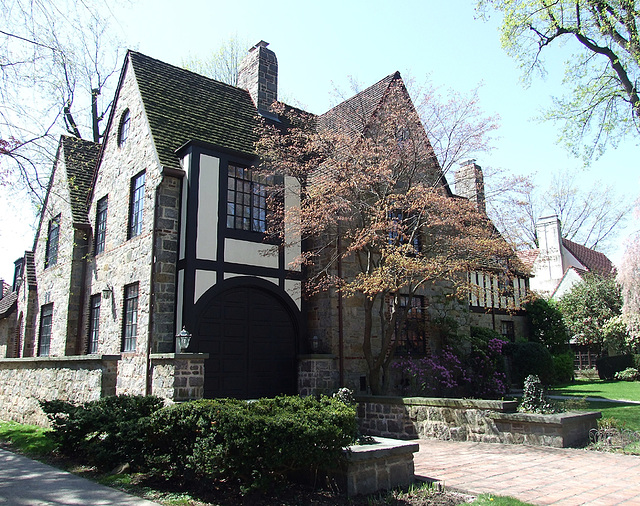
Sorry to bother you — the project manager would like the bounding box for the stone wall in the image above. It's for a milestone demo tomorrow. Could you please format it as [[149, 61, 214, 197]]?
[[0, 355, 119, 425], [358, 396, 601, 448], [297, 354, 339, 396], [150, 353, 207, 401]]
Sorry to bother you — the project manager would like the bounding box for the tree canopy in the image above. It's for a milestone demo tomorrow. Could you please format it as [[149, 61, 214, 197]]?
[[256, 80, 516, 394], [557, 273, 623, 353], [478, 0, 640, 159]]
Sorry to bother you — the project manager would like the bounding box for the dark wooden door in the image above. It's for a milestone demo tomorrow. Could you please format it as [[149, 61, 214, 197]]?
[[194, 286, 297, 399]]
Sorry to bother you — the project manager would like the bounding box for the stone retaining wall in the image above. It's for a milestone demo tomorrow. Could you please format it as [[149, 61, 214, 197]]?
[[358, 396, 601, 448], [337, 437, 419, 496], [0, 355, 119, 425], [297, 354, 339, 396]]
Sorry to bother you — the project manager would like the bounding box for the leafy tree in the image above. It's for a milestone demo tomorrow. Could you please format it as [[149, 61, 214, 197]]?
[[489, 168, 629, 251], [557, 273, 623, 354], [617, 200, 640, 348], [524, 297, 569, 353], [0, 0, 125, 201], [478, 0, 640, 159], [181, 35, 248, 86], [256, 80, 516, 395]]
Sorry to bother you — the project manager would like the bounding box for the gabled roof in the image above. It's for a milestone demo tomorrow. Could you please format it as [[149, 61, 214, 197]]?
[[318, 72, 400, 135], [562, 238, 615, 277], [0, 290, 17, 319], [128, 51, 258, 168], [61, 136, 100, 225]]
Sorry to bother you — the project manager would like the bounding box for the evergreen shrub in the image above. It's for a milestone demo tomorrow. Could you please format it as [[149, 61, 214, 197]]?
[[508, 341, 554, 386], [146, 395, 358, 492], [40, 395, 165, 469], [596, 354, 634, 380], [552, 352, 575, 384]]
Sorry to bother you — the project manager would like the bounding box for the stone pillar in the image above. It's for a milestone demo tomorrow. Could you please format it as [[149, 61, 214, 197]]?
[[150, 353, 208, 401], [298, 354, 339, 396], [455, 160, 486, 215]]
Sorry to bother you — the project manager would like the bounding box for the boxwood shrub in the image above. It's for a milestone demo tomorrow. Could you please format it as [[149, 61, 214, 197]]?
[[146, 395, 358, 491]]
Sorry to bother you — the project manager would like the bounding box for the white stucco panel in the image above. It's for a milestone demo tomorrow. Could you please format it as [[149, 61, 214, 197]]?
[[285, 279, 302, 310], [196, 154, 220, 262], [194, 269, 217, 304], [224, 239, 278, 269]]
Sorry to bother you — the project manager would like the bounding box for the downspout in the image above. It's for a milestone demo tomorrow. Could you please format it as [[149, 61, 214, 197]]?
[[337, 234, 344, 387], [145, 186, 160, 396]]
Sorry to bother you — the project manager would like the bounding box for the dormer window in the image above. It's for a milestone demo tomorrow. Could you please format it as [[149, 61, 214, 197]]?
[[118, 109, 131, 147]]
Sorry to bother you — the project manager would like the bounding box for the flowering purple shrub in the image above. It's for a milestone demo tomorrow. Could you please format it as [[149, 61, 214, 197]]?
[[395, 337, 509, 399]]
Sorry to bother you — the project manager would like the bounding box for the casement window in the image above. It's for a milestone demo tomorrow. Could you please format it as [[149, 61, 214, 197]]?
[[392, 295, 427, 354], [38, 303, 53, 356], [94, 196, 108, 255], [501, 321, 515, 342], [88, 294, 101, 354], [226, 164, 267, 233], [45, 215, 61, 267], [128, 171, 145, 239], [122, 283, 139, 352], [118, 109, 131, 147], [388, 210, 420, 253]]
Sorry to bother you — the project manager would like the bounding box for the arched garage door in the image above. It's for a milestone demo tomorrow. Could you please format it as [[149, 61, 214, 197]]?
[[192, 283, 298, 399]]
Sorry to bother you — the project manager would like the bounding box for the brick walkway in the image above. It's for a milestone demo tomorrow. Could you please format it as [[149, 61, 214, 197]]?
[[414, 439, 640, 505]]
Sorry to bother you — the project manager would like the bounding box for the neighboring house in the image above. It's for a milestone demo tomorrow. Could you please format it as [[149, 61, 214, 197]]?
[[517, 215, 615, 299], [0, 41, 529, 423]]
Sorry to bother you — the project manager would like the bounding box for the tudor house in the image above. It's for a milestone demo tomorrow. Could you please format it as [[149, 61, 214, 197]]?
[[0, 42, 529, 424]]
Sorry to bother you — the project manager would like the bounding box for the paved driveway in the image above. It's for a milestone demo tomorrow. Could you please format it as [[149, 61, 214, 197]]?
[[415, 439, 640, 505]]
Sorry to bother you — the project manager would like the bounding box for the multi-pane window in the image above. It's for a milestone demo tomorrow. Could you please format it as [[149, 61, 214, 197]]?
[[88, 294, 101, 354], [45, 215, 60, 267], [122, 283, 139, 352], [38, 304, 53, 356], [226, 164, 267, 232], [128, 172, 145, 239], [94, 196, 108, 255], [393, 295, 427, 354]]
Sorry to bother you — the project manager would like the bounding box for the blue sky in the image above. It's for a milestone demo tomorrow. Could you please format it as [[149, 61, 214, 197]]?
[[1, 0, 638, 281]]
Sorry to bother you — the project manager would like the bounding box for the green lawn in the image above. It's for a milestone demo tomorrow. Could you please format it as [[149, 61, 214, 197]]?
[[550, 379, 640, 433], [0, 421, 55, 455], [552, 379, 640, 402]]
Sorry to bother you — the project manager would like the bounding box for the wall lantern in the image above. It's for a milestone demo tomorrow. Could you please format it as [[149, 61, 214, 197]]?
[[176, 327, 192, 353], [102, 285, 113, 300]]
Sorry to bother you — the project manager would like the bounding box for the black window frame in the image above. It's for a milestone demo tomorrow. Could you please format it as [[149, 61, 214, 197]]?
[[38, 303, 53, 356], [226, 164, 268, 233], [392, 295, 427, 355], [94, 196, 108, 255], [501, 320, 515, 342], [128, 171, 145, 239], [388, 210, 421, 253], [45, 215, 61, 268], [88, 294, 101, 354], [122, 283, 139, 352]]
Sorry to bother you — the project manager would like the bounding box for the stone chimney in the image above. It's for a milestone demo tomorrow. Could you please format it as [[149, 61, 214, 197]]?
[[455, 160, 486, 214], [238, 41, 278, 117]]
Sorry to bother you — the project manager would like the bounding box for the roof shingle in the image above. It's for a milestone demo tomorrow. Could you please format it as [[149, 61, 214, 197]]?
[[61, 136, 100, 225], [128, 51, 259, 168]]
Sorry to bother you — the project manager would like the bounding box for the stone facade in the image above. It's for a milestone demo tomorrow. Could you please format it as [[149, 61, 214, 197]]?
[[358, 396, 601, 448], [150, 353, 207, 401], [297, 355, 340, 396]]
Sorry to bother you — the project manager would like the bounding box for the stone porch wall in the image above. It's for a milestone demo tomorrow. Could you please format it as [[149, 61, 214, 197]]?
[[298, 354, 339, 396], [0, 355, 119, 425], [358, 396, 601, 448], [150, 353, 207, 401]]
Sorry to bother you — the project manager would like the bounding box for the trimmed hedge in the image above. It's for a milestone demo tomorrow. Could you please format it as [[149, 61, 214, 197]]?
[[596, 354, 634, 380], [146, 396, 358, 491], [42, 394, 358, 492], [507, 341, 554, 386]]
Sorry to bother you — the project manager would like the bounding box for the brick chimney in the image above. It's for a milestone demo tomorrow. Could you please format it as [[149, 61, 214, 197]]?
[[455, 160, 486, 214], [238, 41, 278, 117]]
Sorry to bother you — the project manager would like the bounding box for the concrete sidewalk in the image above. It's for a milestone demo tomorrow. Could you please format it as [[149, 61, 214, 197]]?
[[0, 448, 160, 505], [415, 439, 640, 506]]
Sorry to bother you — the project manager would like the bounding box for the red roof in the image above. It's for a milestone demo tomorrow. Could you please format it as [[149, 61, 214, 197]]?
[[562, 238, 615, 277], [516, 249, 539, 272]]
